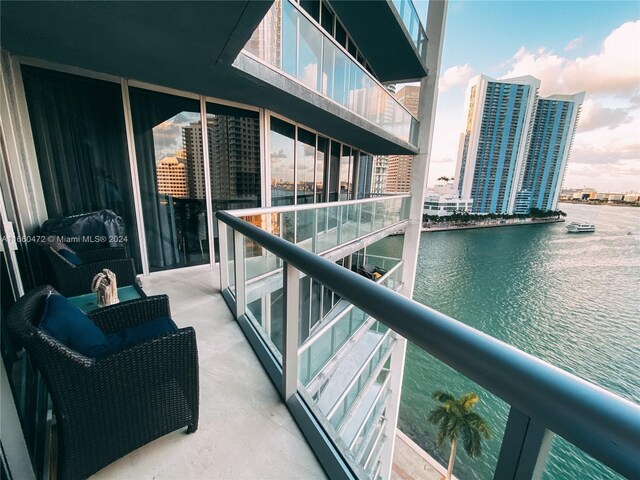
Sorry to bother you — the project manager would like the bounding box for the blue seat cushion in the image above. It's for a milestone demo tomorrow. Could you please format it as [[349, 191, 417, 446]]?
[[59, 249, 82, 265], [40, 293, 109, 357], [106, 316, 178, 353]]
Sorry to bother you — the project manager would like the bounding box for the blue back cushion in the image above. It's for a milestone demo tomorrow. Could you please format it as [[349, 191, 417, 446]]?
[[40, 294, 108, 357], [59, 249, 82, 265], [106, 317, 178, 353]]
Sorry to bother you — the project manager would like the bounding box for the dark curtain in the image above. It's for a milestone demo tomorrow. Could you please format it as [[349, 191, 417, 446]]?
[[21, 66, 141, 271]]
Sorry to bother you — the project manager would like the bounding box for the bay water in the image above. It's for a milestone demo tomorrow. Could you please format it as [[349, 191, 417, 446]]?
[[395, 203, 639, 479]]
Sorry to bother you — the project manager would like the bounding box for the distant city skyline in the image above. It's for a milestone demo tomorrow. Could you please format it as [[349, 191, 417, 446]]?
[[415, 1, 639, 192]]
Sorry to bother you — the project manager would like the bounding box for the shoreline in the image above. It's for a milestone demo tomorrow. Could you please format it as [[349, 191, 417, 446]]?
[[422, 218, 564, 233], [559, 201, 639, 208]]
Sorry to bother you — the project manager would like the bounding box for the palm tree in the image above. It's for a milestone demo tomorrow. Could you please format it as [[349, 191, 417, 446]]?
[[428, 391, 491, 480]]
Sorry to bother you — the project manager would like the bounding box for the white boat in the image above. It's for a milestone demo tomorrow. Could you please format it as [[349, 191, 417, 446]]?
[[566, 222, 595, 233]]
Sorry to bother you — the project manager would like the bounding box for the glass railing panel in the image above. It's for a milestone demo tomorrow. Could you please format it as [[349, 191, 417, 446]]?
[[243, 0, 418, 145], [329, 330, 394, 430], [244, 241, 281, 282], [542, 433, 625, 479], [390, 0, 427, 59], [296, 209, 316, 251], [399, 341, 508, 480]]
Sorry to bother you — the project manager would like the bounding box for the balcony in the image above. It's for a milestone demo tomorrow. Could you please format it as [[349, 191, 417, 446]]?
[[213, 208, 640, 480], [240, 0, 419, 149], [329, 0, 428, 82]]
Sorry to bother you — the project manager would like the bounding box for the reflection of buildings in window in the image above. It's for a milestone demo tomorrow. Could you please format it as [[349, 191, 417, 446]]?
[[156, 156, 188, 198], [182, 116, 261, 206]]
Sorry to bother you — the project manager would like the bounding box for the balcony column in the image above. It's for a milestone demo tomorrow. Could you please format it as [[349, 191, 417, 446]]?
[[400, 0, 448, 298], [282, 261, 300, 400], [384, 2, 449, 480]]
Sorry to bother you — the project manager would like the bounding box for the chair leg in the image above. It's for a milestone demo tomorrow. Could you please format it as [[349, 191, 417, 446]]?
[[186, 423, 198, 434]]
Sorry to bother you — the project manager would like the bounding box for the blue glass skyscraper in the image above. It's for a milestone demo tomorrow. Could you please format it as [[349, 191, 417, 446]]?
[[455, 75, 540, 214]]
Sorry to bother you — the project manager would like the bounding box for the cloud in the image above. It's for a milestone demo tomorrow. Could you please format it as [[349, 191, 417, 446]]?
[[577, 99, 635, 132], [564, 37, 583, 52], [439, 64, 475, 92], [503, 20, 640, 95]]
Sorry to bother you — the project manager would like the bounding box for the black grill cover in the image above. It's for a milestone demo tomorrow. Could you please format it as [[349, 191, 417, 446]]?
[[40, 210, 126, 252]]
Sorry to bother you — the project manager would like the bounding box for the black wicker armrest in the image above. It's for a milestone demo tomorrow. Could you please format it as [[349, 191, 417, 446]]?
[[88, 295, 171, 334], [58, 259, 137, 297], [78, 247, 127, 264]]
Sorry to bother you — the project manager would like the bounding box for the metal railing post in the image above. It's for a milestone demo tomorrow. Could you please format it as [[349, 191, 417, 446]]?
[[218, 221, 229, 290], [233, 230, 246, 318], [282, 261, 300, 400], [494, 407, 553, 480]]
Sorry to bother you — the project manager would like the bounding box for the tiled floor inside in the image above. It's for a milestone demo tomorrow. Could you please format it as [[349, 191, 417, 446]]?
[[91, 265, 326, 480]]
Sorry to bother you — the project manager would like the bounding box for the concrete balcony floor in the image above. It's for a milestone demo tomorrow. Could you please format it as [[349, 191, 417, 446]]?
[[91, 265, 326, 480]]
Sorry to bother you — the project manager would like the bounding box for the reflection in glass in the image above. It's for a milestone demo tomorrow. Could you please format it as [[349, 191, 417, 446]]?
[[130, 88, 208, 271], [316, 137, 328, 202], [271, 118, 296, 206], [357, 154, 374, 199], [329, 141, 340, 202], [206, 103, 261, 260], [340, 145, 352, 200], [297, 128, 316, 204]]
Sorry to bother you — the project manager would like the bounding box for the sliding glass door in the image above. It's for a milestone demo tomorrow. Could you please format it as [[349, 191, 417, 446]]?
[[129, 88, 208, 272]]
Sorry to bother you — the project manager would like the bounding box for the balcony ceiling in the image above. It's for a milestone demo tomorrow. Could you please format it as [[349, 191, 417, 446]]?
[[328, 1, 427, 83], [1, 0, 416, 155], [0, 1, 273, 88]]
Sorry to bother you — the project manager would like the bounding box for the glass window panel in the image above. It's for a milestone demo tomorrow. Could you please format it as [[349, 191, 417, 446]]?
[[300, 0, 320, 22], [270, 117, 296, 206], [335, 21, 347, 48], [329, 141, 340, 202], [21, 66, 141, 271], [206, 103, 261, 261], [340, 145, 351, 201], [320, 1, 333, 35], [297, 128, 316, 205], [130, 88, 206, 272], [316, 136, 328, 202]]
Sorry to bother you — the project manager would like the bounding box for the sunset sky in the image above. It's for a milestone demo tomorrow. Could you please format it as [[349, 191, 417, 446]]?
[[418, 1, 640, 192]]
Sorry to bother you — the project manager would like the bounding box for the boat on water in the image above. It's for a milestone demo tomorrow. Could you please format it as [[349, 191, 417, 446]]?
[[566, 222, 595, 233]]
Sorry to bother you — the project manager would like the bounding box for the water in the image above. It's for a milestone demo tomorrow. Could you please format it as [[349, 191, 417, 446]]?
[[396, 204, 640, 479]]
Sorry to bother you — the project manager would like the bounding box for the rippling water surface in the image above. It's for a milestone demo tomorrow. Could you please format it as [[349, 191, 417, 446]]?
[[395, 204, 640, 480]]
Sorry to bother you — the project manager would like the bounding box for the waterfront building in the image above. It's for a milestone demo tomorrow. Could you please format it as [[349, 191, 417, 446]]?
[[423, 193, 473, 216], [455, 75, 540, 214], [516, 93, 585, 213]]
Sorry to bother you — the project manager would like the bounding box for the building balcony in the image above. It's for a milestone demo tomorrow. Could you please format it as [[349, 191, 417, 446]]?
[[4, 198, 639, 479], [237, 0, 419, 153], [329, 0, 428, 82]]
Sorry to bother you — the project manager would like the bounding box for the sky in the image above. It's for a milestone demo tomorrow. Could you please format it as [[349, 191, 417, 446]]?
[[416, 0, 640, 193]]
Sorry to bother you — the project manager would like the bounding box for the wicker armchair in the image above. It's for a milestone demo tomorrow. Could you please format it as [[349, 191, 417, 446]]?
[[7, 286, 199, 480], [44, 246, 137, 297]]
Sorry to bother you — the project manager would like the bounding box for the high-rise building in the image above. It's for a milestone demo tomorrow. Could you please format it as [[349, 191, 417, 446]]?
[[156, 156, 188, 198], [1, 1, 445, 479], [455, 75, 540, 214], [516, 93, 585, 213], [386, 85, 420, 193]]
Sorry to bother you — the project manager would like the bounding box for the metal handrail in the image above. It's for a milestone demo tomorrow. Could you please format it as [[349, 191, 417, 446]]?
[[216, 209, 640, 478], [227, 194, 411, 218]]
